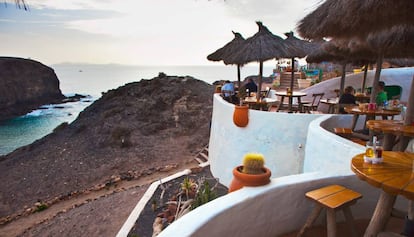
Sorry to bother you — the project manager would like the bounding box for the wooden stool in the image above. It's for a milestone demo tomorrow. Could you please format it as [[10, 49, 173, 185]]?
[[334, 127, 353, 138], [297, 185, 362, 237]]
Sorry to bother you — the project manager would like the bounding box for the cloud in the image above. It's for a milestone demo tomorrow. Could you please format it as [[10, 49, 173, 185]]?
[[1, 0, 322, 65]]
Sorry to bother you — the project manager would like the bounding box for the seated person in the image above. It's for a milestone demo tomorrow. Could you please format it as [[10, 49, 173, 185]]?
[[244, 78, 257, 96], [221, 80, 235, 96], [338, 86, 356, 113], [221, 80, 236, 103], [375, 81, 388, 106]]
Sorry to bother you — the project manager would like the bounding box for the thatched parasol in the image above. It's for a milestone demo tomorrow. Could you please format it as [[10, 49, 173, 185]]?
[[386, 58, 414, 67], [364, 25, 414, 104], [283, 31, 317, 111], [297, 0, 414, 39], [307, 39, 375, 97], [225, 21, 289, 101], [297, 0, 414, 140], [207, 31, 246, 88]]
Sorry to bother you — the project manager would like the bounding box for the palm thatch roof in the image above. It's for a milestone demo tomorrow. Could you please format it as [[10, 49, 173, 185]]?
[[297, 0, 414, 40], [307, 39, 375, 64], [366, 25, 414, 58], [283, 31, 316, 58], [386, 58, 414, 67], [207, 31, 246, 65], [307, 39, 375, 96], [207, 31, 246, 87], [224, 21, 289, 65]]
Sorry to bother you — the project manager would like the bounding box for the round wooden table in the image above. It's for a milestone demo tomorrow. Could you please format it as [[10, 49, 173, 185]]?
[[344, 106, 401, 131], [275, 91, 307, 112], [351, 152, 414, 236], [366, 120, 414, 151], [320, 98, 338, 114], [243, 97, 277, 111], [355, 93, 371, 103]]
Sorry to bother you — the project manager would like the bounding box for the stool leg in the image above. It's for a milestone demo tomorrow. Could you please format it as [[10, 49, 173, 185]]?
[[326, 208, 336, 237], [343, 206, 358, 237], [297, 205, 323, 237]]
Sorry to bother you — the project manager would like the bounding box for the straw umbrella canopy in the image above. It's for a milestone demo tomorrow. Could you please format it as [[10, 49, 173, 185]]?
[[307, 39, 375, 98], [386, 58, 414, 67], [283, 31, 317, 111], [357, 25, 414, 104], [207, 31, 246, 88], [224, 21, 290, 101], [297, 0, 414, 39], [365, 25, 414, 125], [297, 0, 414, 143]]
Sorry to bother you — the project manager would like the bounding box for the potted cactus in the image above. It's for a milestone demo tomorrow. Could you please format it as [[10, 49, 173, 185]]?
[[228, 153, 271, 192]]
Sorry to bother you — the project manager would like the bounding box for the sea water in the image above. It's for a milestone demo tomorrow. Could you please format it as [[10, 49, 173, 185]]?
[[0, 63, 274, 155]]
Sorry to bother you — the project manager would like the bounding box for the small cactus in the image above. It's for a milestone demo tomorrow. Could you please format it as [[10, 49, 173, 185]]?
[[242, 153, 265, 174]]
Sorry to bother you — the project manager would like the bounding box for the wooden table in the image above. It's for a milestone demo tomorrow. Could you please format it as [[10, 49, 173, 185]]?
[[275, 91, 307, 112], [355, 93, 371, 103], [366, 120, 414, 151], [320, 98, 338, 114], [243, 97, 277, 111], [344, 106, 401, 131], [351, 152, 414, 236]]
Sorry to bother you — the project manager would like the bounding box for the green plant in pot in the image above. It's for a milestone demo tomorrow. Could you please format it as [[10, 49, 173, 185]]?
[[228, 153, 272, 192]]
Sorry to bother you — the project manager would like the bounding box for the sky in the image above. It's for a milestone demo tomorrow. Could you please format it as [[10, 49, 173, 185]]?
[[0, 0, 320, 66]]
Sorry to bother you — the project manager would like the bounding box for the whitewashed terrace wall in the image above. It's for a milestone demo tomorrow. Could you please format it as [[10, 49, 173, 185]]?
[[209, 94, 364, 186], [157, 94, 408, 237]]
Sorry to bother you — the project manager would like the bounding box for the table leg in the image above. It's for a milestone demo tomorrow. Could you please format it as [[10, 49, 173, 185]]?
[[383, 134, 397, 151], [277, 96, 285, 112], [408, 200, 414, 220], [364, 191, 396, 237], [351, 115, 359, 131], [288, 96, 293, 112]]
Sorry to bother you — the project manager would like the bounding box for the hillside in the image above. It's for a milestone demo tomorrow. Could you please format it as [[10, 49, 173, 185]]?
[[0, 74, 214, 223]]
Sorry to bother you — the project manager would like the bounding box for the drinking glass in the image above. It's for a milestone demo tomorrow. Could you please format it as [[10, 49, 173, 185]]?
[[365, 141, 374, 158], [375, 141, 383, 159]]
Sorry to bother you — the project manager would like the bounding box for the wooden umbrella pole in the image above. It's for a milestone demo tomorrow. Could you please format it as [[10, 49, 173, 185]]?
[[289, 57, 295, 112], [370, 53, 384, 103], [404, 76, 414, 126], [257, 61, 263, 101], [362, 63, 368, 93], [339, 63, 346, 98], [237, 64, 241, 89]]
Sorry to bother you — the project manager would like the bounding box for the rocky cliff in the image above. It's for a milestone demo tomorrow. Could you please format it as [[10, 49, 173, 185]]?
[[0, 74, 214, 221], [0, 57, 65, 121]]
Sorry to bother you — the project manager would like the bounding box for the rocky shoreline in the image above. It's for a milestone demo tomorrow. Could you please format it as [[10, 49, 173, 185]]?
[[0, 73, 214, 236], [0, 57, 66, 121]]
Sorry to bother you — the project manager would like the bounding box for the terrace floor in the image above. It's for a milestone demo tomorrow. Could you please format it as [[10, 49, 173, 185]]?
[[280, 216, 405, 237]]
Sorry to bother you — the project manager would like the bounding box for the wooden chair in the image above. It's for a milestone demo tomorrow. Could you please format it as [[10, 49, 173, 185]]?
[[302, 93, 324, 113], [298, 185, 362, 237]]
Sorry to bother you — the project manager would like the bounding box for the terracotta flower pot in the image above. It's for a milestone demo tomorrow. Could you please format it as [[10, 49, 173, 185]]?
[[233, 105, 249, 127], [228, 165, 271, 193]]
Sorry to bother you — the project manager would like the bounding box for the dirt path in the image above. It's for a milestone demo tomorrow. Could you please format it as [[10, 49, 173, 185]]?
[[0, 162, 199, 237]]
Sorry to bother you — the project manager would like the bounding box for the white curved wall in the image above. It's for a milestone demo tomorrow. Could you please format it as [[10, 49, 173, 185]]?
[[157, 93, 410, 237], [209, 94, 324, 187], [209, 95, 366, 186], [304, 115, 365, 174], [159, 172, 408, 237]]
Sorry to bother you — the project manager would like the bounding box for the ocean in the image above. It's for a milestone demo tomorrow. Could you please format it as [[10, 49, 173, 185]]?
[[0, 63, 274, 156]]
